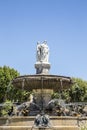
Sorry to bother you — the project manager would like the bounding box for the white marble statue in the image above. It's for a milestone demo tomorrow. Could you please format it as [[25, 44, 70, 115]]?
[[36, 41, 49, 62]]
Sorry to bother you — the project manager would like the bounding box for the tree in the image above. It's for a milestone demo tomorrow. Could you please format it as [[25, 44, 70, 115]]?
[[0, 65, 31, 104], [0, 66, 20, 102], [0, 66, 32, 116], [69, 78, 87, 102], [51, 77, 87, 102]]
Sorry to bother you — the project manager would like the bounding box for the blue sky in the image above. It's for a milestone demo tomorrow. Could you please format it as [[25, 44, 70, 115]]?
[[0, 0, 87, 80]]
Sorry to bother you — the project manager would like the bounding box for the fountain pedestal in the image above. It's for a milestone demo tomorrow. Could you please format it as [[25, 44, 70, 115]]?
[[33, 89, 53, 107], [35, 41, 50, 75], [35, 62, 50, 74]]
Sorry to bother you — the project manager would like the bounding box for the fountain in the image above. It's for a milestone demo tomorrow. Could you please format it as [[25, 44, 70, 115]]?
[[0, 41, 83, 130]]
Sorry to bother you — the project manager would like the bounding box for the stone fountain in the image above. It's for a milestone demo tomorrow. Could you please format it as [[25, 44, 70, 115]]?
[[12, 41, 73, 116], [0, 41, 82, 130]]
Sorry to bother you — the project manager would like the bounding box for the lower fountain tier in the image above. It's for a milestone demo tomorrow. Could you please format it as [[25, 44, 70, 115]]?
[[0, 116, 81, 130], [0, 126, 79, 130], [12, 74, 73, 91]]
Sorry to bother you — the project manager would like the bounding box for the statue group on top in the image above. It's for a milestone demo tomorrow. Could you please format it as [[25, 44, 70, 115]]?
[[36, 41, 49, 63]]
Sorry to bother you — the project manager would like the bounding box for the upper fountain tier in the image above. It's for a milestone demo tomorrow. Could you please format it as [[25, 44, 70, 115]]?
[[12, 41, 73, 91], [12, 74, 73, 91]]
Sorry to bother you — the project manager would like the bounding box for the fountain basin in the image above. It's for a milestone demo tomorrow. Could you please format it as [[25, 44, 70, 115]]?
[[0, 116, 81, 130], [12, 74, 73, 91]]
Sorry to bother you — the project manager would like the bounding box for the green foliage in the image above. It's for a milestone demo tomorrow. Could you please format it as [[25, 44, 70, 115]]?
[[81, 126, 87, 130], [0, 66, 20, 102], [69, 78, 87, 102], [52, 77, 87, 103], [60, 90, 70, 102], [1, 100, 13, 117], [51, 92, 60, 99], [11, 88, 31, 103], [0, 65, 32, 105], [0, 66, 32, 116]]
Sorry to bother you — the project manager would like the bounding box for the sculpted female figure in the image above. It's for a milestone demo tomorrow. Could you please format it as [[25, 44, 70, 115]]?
[[37, 41, 49, 63]]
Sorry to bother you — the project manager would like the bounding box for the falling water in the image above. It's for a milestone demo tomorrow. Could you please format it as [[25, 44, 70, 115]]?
[[5, 116, 12, 126], [22, 79, 25, 90]]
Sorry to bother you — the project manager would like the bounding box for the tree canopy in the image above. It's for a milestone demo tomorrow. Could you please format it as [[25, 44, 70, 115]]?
[[52, 77, 87, 103], [0, 66, 20, 102], [69, 78, 87, 102]]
